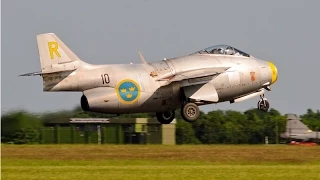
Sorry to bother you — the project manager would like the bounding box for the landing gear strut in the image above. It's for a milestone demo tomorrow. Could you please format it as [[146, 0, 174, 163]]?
[[181, 102, 200, 122], [257, 94, 270, 112], [156, 110, 175, 124]]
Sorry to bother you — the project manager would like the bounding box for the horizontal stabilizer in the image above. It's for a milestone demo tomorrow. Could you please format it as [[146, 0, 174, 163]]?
[[19, 68, 75, 77], [19, 71, 43, 76]]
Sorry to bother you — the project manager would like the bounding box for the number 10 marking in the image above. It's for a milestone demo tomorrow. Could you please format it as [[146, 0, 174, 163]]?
[[101, 74, 110, 84]]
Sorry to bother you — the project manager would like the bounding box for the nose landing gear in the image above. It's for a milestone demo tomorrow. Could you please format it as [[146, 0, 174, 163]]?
[[257, 94, 270, 112]]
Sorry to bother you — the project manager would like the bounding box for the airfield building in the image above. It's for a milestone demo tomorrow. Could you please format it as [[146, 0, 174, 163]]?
[[41, 118, 176, 145]]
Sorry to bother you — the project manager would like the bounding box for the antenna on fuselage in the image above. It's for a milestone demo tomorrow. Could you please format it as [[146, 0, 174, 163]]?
[[138, 51, 147, 64]]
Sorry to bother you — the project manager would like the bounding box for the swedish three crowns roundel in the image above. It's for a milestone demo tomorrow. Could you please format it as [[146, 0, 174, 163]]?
[[116, 79, 141, 104]]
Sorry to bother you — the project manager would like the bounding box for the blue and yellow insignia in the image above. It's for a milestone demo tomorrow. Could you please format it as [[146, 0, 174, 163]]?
[[116, 79, 140, 104]]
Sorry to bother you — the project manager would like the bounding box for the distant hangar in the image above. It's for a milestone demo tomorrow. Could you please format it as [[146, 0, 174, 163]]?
[[41, 118, 176, 145]]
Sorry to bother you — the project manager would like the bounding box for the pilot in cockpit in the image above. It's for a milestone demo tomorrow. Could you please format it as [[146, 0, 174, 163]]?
[[199, 46, 248, 57], [211, 48, 224, 54], [225, 47, 242, 56], [225, 47, 235, 55]]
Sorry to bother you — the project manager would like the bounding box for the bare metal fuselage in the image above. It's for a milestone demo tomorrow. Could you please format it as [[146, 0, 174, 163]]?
[[42, 54, 274, 114]]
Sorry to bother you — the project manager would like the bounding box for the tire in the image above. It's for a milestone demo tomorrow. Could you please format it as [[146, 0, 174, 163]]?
[[156, 110, 175, 124], [257, 99, 270, 112], [181, 102, 200, 122]]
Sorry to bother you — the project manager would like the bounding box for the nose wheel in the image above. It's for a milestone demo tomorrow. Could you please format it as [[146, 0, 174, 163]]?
[[257, 94, 270, 112]]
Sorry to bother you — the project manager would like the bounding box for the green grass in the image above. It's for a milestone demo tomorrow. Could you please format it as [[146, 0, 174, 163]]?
[[2, 144, 320, 180]]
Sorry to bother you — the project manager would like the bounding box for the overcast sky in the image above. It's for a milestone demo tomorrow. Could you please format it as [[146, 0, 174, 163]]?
[[2, 0, 320, 115]]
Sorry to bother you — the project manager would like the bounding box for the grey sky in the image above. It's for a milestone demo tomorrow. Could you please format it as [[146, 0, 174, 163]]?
[[2, 0, 320, 115]]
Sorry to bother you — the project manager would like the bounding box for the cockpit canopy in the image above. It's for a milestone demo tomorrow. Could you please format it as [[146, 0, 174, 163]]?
[[192, 45, 250, 57]]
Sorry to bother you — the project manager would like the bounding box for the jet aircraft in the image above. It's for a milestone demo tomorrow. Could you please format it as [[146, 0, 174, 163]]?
[[280, 114, 320, 142], [21, 33, 278, 124]]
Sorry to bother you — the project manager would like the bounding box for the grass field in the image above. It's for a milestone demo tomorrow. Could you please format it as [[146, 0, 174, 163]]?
[[2, 144, 320, 180]]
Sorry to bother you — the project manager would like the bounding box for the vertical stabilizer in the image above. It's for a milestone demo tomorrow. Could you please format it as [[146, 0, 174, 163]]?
[[37, 33, 82, 73], [286, 114, 310, 133]]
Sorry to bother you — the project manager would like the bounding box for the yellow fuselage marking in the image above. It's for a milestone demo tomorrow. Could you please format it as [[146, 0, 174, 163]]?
[[48, 41, 61, 59], [268, 62, 278, 84]]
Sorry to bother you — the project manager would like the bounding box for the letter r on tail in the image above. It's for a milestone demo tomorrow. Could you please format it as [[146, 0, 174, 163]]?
[[48, 41, 61, 59]]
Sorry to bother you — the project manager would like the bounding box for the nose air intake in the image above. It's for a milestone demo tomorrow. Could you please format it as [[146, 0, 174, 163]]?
[[268, 62, 278, 84]]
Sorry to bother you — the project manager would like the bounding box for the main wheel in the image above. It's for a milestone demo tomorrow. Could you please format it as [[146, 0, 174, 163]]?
[[181, 102, 200, 122], [156, 110, 175, 124], [257, 99, 270, 112]]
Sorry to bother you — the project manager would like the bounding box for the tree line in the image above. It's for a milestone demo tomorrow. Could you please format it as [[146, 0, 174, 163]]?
[[1, 107, 320, 144]]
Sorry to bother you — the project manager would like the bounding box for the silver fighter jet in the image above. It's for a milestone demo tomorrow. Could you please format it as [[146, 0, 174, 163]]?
[[21, 33, 278, 124]]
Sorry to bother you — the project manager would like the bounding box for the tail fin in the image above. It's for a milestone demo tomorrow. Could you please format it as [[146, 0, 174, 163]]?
[[286, 114, 310, 133], [37, 33, 81, 73]]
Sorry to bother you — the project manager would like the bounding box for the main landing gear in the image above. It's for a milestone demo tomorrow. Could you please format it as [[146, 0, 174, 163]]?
[[156, 94, 270, 123], [156, 110, 175, 124], [181, 102, 200, 122], [156, 102, 201, 124], [257, 94, 270, 112]]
